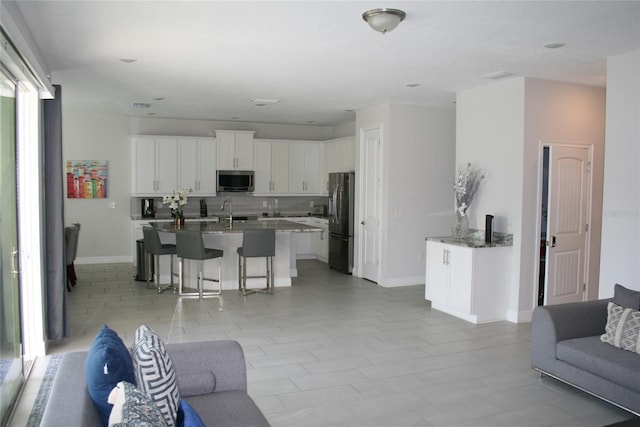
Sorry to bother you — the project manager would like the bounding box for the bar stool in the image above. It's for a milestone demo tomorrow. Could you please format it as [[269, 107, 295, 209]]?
[[176, 230, 223, 299], [237, 228, 276, 296], [142, 226, 177, 294]]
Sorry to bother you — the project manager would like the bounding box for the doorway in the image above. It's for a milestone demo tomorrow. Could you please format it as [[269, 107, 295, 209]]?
[[0, 67, 24, 425], [538, 143, 592, 306]]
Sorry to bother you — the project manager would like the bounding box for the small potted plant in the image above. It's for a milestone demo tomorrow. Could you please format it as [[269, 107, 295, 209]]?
[[162, 188, 192, 227]]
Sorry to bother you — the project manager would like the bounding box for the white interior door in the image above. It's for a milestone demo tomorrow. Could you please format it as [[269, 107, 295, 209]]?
[[360, 127, 382, 282], [545, 145, 590, 305]]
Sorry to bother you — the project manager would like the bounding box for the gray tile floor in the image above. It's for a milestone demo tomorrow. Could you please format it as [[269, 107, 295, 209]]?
[[15, 261, 634, 426]]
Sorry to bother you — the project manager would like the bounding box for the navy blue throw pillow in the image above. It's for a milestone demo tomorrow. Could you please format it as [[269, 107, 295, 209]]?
[[177, 399, 207, 427], [84, 325, 136, 426]]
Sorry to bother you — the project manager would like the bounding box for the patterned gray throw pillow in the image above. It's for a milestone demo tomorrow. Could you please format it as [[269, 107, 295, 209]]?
[[132, 325, 180, 427], [601, 302, 640, 354]]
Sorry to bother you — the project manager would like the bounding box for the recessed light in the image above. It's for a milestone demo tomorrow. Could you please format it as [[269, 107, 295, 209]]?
[[132, 102, 151, 109], [306, 121, 316, 124], [153, 97, 165, 101], [344, 109, 355, 113], [481, 71, 513, 80], [252, 98, 279, 106], [230, 117, 240, 120], [147, 113, 156, 116], [119, 58, 137, 63], [405, 82, 420, 88], [543, 42, 566, 49]]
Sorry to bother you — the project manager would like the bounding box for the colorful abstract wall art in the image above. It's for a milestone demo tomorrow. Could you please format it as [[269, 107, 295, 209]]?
[[66, 160, 107, 198]]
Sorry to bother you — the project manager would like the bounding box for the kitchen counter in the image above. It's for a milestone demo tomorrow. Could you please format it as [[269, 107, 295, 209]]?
[[426, 230, 513, 248], [150, 219, 321, 234], [149, 220, 321, 292]]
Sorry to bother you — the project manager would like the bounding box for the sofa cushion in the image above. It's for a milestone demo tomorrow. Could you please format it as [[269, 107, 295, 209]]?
[[601, 302, 640, 353], [614, 284, 640, 310], [108, 381, 168, 427], [132, 325, 181, 427], [84, 325, 136, 427], [557, 335, 640, 392]]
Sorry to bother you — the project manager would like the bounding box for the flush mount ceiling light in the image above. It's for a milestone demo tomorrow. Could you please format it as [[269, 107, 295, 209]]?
[[362, 8, 406, 34], [132, 102, 150, 109]]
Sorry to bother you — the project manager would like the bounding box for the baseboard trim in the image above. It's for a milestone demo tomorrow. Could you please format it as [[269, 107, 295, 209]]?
[[76, 256, 132, 265], [377, 276, 424, 288], [506, 309, 533, 323]]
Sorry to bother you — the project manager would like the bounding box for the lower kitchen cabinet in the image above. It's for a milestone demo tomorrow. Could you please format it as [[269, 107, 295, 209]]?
[[425, 239, 510, 324]]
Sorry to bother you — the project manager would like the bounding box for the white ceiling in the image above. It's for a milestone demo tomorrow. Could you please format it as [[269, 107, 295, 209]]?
[[14, 1, 640, 127]]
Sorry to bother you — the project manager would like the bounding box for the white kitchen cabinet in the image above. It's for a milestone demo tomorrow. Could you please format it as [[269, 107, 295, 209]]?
[[253, 139, 289, 194], [311, 217, 328, 262], [289, 142, 324, 195], [425, 239, 510, 324], [132, 136, 178, 195], [178, 137, 216, 195], [216, 130, 255, 170], [325, 136, 355, 173]]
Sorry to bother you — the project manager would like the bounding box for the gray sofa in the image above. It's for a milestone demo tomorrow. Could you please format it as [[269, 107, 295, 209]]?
[[40, 340, 270, 426], [532, 299, 640, 415]]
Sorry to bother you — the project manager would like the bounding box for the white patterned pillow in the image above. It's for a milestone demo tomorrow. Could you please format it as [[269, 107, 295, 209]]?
[[132, 325, 180, 427], [601, 302, 640, 354]]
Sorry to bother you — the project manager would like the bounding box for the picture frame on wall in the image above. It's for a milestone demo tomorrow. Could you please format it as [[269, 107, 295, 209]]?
[[66, 160, 108, 198]]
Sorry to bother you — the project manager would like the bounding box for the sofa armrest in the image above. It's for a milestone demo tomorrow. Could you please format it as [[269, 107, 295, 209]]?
[[167, 340, 247, 395], [531, 299, 610, 369], [40, 352, 102, 427]]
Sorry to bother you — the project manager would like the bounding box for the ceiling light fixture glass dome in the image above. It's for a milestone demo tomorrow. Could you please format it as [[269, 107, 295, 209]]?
[[362, 8, 406, 34]]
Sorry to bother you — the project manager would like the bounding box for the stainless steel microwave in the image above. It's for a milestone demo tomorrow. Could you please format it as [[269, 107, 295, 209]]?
[[216, 170, 254, 192]]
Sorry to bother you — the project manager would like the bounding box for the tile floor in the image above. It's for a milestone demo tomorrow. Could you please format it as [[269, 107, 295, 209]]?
[[10, 260, 634, 426]]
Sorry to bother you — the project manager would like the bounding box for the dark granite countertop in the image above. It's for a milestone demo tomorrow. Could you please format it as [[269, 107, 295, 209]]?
[[426, 230, 513, 248]]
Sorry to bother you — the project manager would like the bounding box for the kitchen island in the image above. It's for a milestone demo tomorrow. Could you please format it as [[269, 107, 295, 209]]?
[[149, 219, 322, 291]]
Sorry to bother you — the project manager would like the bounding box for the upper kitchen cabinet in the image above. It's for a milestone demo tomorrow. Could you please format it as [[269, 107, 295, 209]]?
[[215, 130, 255, 170], [131, 136, 178, 196], [325, 136, 355, 173], [254, 139, 289, 195], [177, 137, 216, 195], [289, 141, 324, 195]]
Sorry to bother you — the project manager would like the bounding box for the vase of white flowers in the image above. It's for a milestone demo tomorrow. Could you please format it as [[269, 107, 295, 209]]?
[[452, 163, 484, 239], [162, 188, 192, 227]]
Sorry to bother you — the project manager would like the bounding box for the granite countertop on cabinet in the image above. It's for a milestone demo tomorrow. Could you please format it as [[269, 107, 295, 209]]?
[[426, 230, 513, 248], [150, 219, 322, 234]]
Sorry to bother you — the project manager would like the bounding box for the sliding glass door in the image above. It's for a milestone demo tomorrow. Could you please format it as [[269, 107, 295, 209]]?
[[0, 68, 23, 425]]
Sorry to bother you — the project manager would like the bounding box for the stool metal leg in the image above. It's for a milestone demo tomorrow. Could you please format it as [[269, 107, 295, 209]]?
[[157, 254, 176, 294]]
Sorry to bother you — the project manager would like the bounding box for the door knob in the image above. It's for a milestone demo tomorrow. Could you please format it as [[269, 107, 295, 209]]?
[[550, 236, 557, 248], [361, 220, 365, 225]]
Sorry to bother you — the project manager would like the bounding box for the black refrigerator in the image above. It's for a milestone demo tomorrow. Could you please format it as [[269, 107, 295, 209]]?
[[328, 172, 354, 273]]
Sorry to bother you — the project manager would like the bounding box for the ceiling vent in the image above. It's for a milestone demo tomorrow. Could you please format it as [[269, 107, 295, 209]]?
[[132, 102, 151, 109], [481, 71, 513, 80]]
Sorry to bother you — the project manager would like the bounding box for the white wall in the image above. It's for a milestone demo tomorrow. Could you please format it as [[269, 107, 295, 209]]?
[[355, 103, 456, 286], [384, 105, 455, 284], [457, 79, 526, 319], [63, 114, 132, 263], [456, 77, 606, 322], [600, 50, 640, 295]]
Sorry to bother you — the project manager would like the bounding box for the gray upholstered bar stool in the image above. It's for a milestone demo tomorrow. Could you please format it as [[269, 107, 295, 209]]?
[[237, 228, 276, 296], [176, 230, 223, 299], [142, 226, 177, 293]]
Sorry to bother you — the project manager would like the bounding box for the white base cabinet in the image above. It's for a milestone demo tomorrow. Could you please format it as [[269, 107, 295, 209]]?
[[425, 240, 510, 324]]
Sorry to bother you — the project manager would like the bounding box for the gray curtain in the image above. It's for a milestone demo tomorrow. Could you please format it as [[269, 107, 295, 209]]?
[[43, 84, 68, 340]]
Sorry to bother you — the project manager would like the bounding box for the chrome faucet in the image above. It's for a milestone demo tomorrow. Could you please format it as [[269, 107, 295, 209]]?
[[220, 199, 233, 224]]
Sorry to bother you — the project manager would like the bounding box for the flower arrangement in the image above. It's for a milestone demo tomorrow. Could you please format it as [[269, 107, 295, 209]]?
[[453, 163, 484, 216], [162, 188, 192, 219]]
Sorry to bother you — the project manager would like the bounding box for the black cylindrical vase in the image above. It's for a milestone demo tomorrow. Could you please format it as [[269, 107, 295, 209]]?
[[485, 214, 494, 243]]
